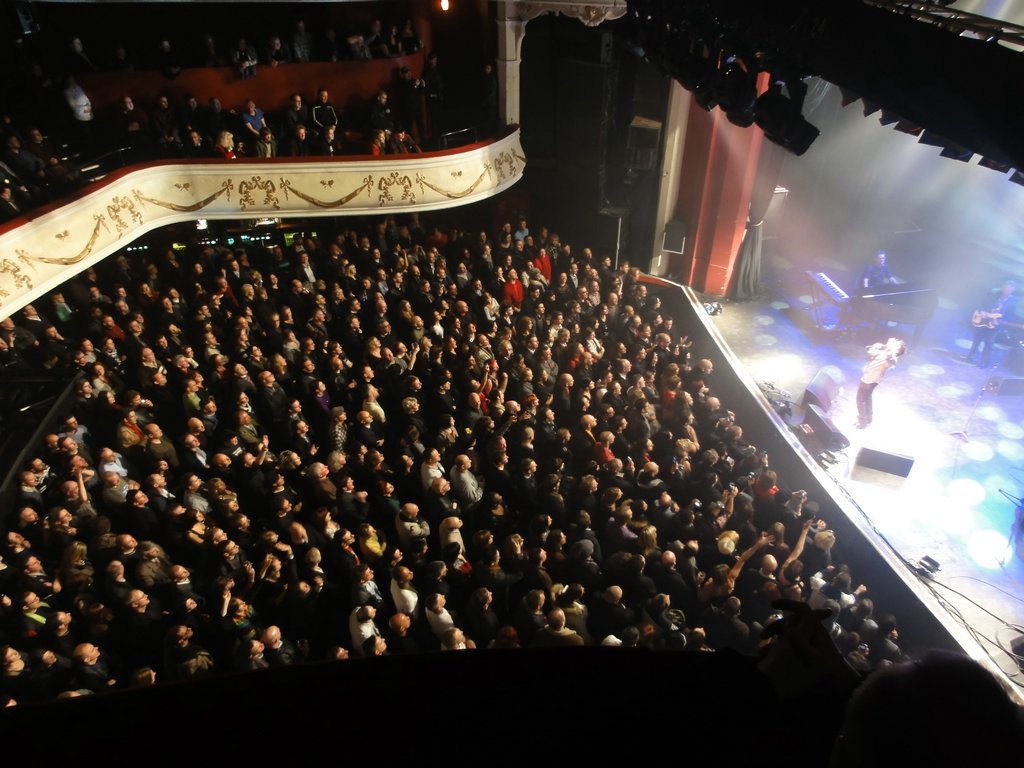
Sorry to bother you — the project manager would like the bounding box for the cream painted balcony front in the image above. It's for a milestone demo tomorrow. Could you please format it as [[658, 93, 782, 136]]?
[[0, 129, 526, 319]]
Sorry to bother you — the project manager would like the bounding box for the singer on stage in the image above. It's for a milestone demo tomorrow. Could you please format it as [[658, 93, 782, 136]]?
[[857, 337, 906, 429]]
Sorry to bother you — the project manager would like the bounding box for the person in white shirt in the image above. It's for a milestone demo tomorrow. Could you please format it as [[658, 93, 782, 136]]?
[[390, 566, 419, 618], [425, 592, 455, 638], [450, 454, 484, 510], [349, 605, 380, 656], [856, 337, 905, 429]]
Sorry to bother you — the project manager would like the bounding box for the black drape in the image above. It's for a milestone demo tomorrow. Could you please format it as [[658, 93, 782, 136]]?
[[729, 139, 784, 300]]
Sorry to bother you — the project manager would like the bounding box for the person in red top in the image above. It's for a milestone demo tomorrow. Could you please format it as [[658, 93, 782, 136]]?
[[370, 129, 387, 156], [502, 268, 525, 308], [214, 131, 236, 159], [593, 430, 616, 465], [532, 248, 553, 283]]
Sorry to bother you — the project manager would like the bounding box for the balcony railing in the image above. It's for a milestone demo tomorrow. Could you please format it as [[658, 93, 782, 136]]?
[[0, 127, 525, 319]]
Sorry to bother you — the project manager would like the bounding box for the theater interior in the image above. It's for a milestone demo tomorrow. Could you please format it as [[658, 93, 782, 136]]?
[[2, 0, 1024, 763]]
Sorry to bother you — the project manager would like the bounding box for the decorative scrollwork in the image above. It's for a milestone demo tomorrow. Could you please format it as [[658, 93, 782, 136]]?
[[415, 163, 497, 200], [493, 151, 522, 182], [514, 2, 628, 26], [107, 195, 144, 236], [135, 180, 233, 213], [14, 216, 108, 267], [238, 176, 280, 211], [0, 258, 33, 290], [320, 179, 335, 188], [377, 172, 415, 206], [55, 230, 70, 241], [16, 252, 36, 272], [279, 176, 373, 208], [174, 182, 192, 192]]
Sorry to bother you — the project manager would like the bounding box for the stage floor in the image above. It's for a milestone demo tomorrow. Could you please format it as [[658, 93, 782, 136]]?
[[707, 252, 1024, 693]]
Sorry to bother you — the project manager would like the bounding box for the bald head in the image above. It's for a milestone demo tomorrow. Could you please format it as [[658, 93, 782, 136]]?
[[261, 625, 282, 647], [547, 608, 567, 630]]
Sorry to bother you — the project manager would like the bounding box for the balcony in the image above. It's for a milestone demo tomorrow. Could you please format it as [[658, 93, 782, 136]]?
[[0, 127, 525, 318]]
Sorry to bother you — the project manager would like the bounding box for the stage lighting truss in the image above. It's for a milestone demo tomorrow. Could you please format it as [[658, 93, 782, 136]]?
[[863, 0, 1024, 52], [625, 1, 820, 155]]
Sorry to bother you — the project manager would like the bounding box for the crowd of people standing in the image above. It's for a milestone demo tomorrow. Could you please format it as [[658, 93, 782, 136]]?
[[0, 209, 905, 703]]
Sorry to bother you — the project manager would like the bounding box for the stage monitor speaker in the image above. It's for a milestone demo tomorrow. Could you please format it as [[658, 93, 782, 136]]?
[[803, 404, 850, 451], [989, 377, 1024, 397], [852, 446, 915, 480], [802, 368, 842, 413], [1011, 635, 1024, 671], [663, 220, 686, 254]]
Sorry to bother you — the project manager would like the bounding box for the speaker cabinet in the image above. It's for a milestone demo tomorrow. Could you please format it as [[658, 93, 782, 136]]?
[[851, 446, 915, 486], [663, 219, 687, 254], [802, 368, 842, 413], [803, 404, 850, 451]]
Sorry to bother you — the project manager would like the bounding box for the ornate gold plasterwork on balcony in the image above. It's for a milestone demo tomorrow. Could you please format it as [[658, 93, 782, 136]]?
[[0, 129, 526, 319]]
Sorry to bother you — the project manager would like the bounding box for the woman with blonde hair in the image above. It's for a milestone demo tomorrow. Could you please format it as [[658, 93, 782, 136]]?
[[637, 525, 661, 561], [55, 540, 94, 597], [215, 130, 236, 159]]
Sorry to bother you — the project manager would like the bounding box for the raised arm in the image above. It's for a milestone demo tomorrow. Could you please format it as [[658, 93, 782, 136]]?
[[728, 534, 772, 589], [781, 518, 815, 572]]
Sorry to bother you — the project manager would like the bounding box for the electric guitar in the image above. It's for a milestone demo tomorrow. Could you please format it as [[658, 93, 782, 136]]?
[[971, 310, 1024, 329]]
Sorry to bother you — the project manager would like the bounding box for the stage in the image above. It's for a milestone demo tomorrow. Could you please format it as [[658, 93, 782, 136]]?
[[704, 253, 1024, 699]]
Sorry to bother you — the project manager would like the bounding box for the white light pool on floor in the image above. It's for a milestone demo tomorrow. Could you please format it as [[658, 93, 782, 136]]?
[[961, 441, 995, 462], [936, 383, 973, 398], [946, 478, 987, 506], [996, 422, 1024, 440], [996, 439, 1024, 463], [976, 404, 1007, 423], [931, 503, 976, 535], [966, 529, 1010, 569], [908, 364, 944, 378]]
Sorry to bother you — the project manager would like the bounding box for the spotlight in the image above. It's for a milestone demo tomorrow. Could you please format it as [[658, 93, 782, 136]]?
[[1010, 170, 1024, 187], [714, 51, 757, 127], [195, 218, 208, 231], [920, 555, 941, 573], [755, 80, 819, 156], [703, 302, 723, 316]]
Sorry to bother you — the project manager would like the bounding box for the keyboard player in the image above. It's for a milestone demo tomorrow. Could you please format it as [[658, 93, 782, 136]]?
[[861, 250, 898, 292]]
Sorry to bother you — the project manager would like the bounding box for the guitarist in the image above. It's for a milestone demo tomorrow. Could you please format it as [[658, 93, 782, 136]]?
[[964, 280, 1017, 369]]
